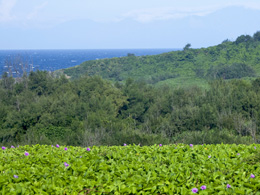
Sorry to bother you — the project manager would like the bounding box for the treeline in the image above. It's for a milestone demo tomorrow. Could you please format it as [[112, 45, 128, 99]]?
[[61, 31, 260, 87], [0, 71, 260, 146]]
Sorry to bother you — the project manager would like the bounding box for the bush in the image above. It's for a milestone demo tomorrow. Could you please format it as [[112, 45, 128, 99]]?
[[207, 63, 256, 79], [174, 129, 253, 145]]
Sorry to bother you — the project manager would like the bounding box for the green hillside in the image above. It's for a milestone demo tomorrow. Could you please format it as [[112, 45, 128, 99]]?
[[60, 32, 260, 87], [2, 32, 260, 146]]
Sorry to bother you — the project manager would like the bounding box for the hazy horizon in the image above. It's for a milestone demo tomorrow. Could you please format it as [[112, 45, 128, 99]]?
[[0, 48, 180, 50], [1, 0, 260, 49]]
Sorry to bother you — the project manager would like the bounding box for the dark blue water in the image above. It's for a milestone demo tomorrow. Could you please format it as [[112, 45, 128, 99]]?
[[0, 49, 177, 77]]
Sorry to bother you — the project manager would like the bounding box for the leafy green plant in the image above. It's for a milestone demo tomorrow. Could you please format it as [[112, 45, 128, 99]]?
[[1, 144, 260, 194]]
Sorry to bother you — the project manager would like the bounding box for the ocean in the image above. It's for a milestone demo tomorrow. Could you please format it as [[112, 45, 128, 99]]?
[[0, 49, 177, 77]]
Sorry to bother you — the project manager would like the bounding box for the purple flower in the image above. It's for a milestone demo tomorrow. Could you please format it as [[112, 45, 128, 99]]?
[[2, 146, 6, 150], [250, 174, 255, 178], [201, 185, 206, 190], [208, 155, 211, 158], [123, 143, 127, 146], [254, 146, 256, 149], [56, 144, 59, 148], [192, 188, 198, 193], [80, 156, 82, 158], [159, 144, 162, 147], [64, 162, 69, 167], [86, 147, 91, 151], [24, 152, 29, 156], [11, 146, 15, 148], [237, 153, 240, 155], [190, 144, 193, 147], [13, 175, 18, 178], [51, 145, 53, 147], [227, 184, 231, 188], [64, 147, 68, 151]]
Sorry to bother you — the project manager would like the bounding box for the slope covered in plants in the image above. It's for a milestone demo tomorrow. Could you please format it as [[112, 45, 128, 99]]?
[[61, 32, 260, 87], [1, 71, 260, 146]]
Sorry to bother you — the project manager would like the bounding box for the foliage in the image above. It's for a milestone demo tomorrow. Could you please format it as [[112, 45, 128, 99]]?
[[206, 63, 256, 80], [0, 144, 259, 194], [60, 31, 260, 88], [2, 32, 260, 146], [1, 70, 260, 145], [174, 129, 253, 145]]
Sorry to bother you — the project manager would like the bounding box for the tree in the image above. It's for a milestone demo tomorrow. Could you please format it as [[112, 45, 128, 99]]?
[[127, 53, 135, 57], [222, 39, 231, 44], [1, 72, 14, 90], [253, 31, 260, 41], [28, 70, 53, 95], [183, 43, 191, 51], [4, 55, 33, 79], [235, 35, 252, 44]]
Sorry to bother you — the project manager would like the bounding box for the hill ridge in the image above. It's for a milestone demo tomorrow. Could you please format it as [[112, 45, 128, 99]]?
[[60, 31, 260, 88]]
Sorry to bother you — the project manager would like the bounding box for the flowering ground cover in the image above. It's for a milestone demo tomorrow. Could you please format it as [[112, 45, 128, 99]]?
[[0, 144, 260, 194]]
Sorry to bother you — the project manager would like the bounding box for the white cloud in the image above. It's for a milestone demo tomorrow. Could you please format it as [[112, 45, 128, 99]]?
[[237, 2, 260, 10], [0, 0, 16, 22], [122, 6, 223, 23], [122, 1, 260, 23], [23, 1, 67, 29], [27, 1, 48, 20]]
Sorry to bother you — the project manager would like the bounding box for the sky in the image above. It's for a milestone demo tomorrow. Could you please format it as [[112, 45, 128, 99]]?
[[1, 0, 260, 49]]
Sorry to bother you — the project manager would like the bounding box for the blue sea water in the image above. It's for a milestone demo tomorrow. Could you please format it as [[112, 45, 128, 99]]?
[[0, 49, 178, 77]]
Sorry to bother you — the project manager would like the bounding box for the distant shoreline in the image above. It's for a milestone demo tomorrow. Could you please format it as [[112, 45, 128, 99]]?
[[0, 49, 179, 77]]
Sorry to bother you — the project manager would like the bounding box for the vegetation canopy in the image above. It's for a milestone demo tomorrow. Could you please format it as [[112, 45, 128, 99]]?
[[1, 31, 260, 194], [1, 32, 260, 146], [60, 31, 260, 88]]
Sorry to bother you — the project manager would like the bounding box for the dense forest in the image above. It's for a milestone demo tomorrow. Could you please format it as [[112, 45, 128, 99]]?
[[61, 31, 260, 88], [1, 71, 260, 146], [1, 32, 260, 146]]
